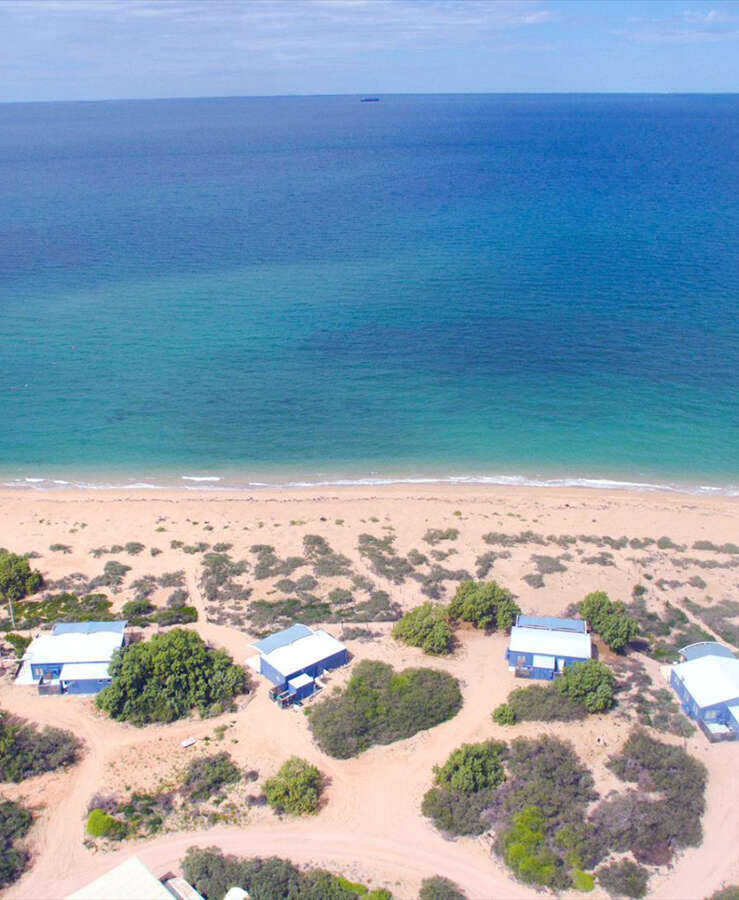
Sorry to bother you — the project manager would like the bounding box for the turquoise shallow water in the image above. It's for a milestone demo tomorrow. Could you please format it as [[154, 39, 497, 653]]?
[[1, 95, 738, 492]]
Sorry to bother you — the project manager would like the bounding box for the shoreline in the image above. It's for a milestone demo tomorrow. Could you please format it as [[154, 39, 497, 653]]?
[[3, 470, 738, 497]]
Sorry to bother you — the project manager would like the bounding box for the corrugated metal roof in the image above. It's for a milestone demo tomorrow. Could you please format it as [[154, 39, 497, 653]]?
[[67, 856, 173, 900], [23, 631, 124, 665], [679, 641, 735, 661], [516, 615, 586, 633], [672, 655, 739, 708], [261, 629, 345, 679], [509, 626, 592, 659], [252, 623, 314, 655], [288, 673, 313, 688], [52, 620, 127, 635]]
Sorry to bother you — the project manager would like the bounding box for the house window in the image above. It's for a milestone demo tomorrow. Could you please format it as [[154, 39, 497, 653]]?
[[704, 710, 717, 721], [516, 655, 526, 667]]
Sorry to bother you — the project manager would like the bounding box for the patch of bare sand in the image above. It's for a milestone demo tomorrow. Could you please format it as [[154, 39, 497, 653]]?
[[0, 484, 737, 899]]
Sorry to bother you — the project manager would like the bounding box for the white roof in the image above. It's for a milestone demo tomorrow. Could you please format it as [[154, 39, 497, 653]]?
[[509, 625, 591, 660], [68, 856, 173, 900], [288, 673, 313, 688], [261, 629, 345, 678], [59, 662, 111, 681], [672, 655, 739, 708], [24, 631, 123, 666]]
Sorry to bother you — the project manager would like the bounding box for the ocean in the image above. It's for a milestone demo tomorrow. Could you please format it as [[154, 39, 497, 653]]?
[[1, 94, 737, 493]]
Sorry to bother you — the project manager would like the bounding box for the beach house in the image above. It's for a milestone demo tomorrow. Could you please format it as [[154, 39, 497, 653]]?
[[670, 642, 739, 742], [19, 620, 126, 695], [247, 623, 348, 706], [505, 615, 591, 680]]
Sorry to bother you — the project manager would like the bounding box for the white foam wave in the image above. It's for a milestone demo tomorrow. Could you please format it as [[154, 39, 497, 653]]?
[[1, 472, 737, 496]]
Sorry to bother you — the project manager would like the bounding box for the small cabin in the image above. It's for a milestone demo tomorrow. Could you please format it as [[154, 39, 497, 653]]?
[[247, 624, 348, 706], [19, 621, 126, 695], [506, 615, 591, 680], [670, 645, 739, 742]]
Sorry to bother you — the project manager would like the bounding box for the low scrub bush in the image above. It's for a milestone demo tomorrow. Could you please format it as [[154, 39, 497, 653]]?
[[475, 550, 510, 578], [251, 544, 305, 580], [184, 752, 241, 801], [263, 757, 322, 816], [597, 859, 649, 898], [498, 805, 561, 888], [495, 683, 586, 724], [419, 876, 467, 899], [357, 533, 415, 583], [423, 528, 459, 546], [447, 580, 519, 630], [422, 741, 506, 836], [0, 797, 33, 889], [392, 603, 452, 655], [309, 660, 462, 759], [3, 591, 112, 630], [0, 710, 81, 782], [183, 848, 390, 900], [96, 628, 247, 725]]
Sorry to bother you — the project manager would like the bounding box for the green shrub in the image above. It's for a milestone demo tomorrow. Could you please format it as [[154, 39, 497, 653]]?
[[309, 660, 462, 759], [3, 633, 30, 656], [447, 580, 520, 630], [433, 741, 506, 793], [0, 710, 80, 782], [572, 869, 595, 892], [0, 551, 43, 606], [182, 848, 383, 900], [492, 703, 516, 725], [121, 598, 154, 619], [418, 875, 466, 899], [357, 533, 414, 583], [580, 591, 639, 651], [498, 806, 560, 887], [422, 741, 506, 836], [86, 808, 127, 839], [96, 629, 247, 725], [392, 603, 452, 655], [597, 859, 649, 898], [558, 660, 615, 713], [4, 591, 113, 630], [263, 757, 322, 815], [183, 751, 241, 801], [153, 605, 198, 626], [0, 797, 32, 889], [505, 683, 586, 722], [710, 888, 739, 900]]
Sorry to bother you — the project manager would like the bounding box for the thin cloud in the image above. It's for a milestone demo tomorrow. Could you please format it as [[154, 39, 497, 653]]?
[[618, 4, 739, 43]]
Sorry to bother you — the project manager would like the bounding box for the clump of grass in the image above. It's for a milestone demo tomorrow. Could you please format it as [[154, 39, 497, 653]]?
[[357, 533, 414, 583], [483, 531, 546, 547], [692, 540, 739, 554], [124, 542, 145, 555], [250, 544, 305, 580], [475, 550, 511, 578], [423, 528, 459, 546], [522, 573, 545, 589], [302, 535, 353, 577], [687, 575, 706, 589], [656, 536, 686, 552], [582, 552, 615, 566], [49, 544, 72, 554], [531, 554, 567, 575]]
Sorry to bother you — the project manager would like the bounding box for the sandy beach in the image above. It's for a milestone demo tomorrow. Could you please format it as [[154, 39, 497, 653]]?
[[1, 483, 738, 900]]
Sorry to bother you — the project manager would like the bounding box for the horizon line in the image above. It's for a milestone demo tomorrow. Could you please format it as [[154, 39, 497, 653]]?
[[3, 90, 739, 106]]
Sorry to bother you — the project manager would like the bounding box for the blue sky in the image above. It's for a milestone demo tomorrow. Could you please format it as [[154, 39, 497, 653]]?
[[1, 0, 738, 101]]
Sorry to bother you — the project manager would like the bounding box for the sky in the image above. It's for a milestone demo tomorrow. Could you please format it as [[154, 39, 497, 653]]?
[[0, 0, 738, 102]]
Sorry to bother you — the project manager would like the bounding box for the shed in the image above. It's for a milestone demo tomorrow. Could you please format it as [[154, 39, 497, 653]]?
[[670, 650, 739, 741], [251, 624, 347, 701], [506, 622, 591, 680]]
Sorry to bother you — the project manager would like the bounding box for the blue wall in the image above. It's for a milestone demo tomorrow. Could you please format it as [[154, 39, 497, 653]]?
[[506, 649, 588, 680], [63, 678, 111, 695], [260, 648, 348, 688], [670, 670, 739, 730]]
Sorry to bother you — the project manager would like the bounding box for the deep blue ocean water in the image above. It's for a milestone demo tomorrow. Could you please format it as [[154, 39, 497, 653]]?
[[1, 94, 738, 491]]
